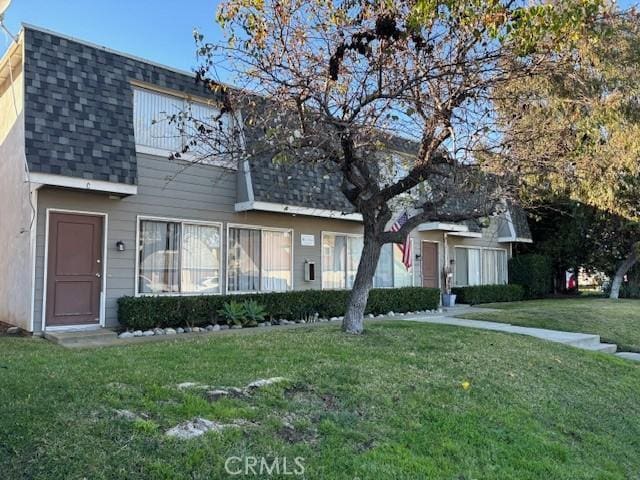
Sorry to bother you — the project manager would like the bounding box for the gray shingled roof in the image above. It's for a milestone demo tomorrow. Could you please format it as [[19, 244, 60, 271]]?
[[23, 26, 220, 185], [248, 155, 355, 212], [508, 201, 532, 239]]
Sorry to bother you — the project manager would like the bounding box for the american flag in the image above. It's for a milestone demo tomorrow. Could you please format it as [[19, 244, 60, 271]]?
[[390, 211, 412, 269]]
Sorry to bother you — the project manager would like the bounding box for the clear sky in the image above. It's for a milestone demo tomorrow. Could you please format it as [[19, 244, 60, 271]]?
[[0, 0, 226, 74], [1, 0, 638, 76]]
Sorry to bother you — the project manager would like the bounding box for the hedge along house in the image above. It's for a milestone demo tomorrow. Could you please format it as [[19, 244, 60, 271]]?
[[0, 25, 532, 334]]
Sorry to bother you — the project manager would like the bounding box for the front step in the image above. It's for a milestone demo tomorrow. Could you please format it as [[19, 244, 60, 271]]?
[[44, 329, 117, 347], [579, 343, 618, 354]]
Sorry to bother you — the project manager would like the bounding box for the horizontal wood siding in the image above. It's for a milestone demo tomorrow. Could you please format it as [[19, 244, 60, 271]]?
[[33, 153, 363, 331]]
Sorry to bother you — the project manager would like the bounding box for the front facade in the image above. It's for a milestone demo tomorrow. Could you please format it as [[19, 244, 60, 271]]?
[[0, 26, 532, 334]]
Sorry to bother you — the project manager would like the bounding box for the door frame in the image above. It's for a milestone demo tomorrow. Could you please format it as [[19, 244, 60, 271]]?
[[420, 240, 441, 289], [41, 208, 108, 332]]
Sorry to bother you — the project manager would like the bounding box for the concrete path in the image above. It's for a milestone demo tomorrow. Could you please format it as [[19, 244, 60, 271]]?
[[401, 312, 618, 353]]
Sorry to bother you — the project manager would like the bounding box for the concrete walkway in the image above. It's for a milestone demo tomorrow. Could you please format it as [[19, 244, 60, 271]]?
[[402, 311, 618, 353]]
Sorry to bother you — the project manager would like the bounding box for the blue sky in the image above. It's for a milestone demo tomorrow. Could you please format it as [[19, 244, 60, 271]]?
[[1, 0, 638, 75], [0, 0, 225, 73]]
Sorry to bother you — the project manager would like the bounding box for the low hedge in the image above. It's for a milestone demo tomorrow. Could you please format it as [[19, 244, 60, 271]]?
[[451, 284, 525, 305], [509, 254, 553, 298], [118, 287, 441, 330]]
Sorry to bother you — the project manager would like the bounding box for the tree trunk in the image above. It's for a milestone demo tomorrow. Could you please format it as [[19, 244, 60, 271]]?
[[610, 245, 638, 299], [343, 233, 382, 335]]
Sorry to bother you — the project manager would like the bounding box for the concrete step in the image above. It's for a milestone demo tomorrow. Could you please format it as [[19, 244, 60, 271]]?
[[615, 352, 640, 362], [45, 329, 117, 346], [579, 343, 618, 354]]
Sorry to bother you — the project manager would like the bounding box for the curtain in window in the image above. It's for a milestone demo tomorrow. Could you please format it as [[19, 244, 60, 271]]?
[[374, 244, 393, 288], [497, 250, 508, 284], [455, 248, 468, 286], [393, 242, 413, 287], [322, 234, 347, 289], [482, 249, 498, 285], [181, 224, 220, 293], [346, 236, 363, 288], [139, 221, 180, 293], [228, 228, 260, 292], [261, 230, 292, 291], [133, 89, 184, 152], [468, 248, 482, 285]]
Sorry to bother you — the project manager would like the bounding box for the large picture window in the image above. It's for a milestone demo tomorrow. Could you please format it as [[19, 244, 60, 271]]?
[[227, 226, 292, 293], [322, 233, 413, 289], [454, 247, 507, 287], [138, 219, 221, 294]]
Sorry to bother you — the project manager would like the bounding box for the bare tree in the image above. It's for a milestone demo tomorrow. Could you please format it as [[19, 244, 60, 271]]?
[[172, 0, 604, 333]]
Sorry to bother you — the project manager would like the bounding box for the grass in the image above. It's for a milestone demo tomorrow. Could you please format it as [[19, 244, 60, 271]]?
[[2, 321, 640, 479], [461, 297, 640, 352]]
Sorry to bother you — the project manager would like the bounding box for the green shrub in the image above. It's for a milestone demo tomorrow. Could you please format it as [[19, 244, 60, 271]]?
[[242, 300, 266, 327], [508, 254, 553, 298], [218, 301, 246, 326], [117, 287, 441, 330], [451, 284, 525, 305]]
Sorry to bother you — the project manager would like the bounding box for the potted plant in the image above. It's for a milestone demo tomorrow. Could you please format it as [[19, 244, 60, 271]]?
[[442, 261, 456, 307]]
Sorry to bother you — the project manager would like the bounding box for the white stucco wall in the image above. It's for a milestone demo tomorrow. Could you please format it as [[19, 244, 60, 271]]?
[[0, 62, 36, 331]]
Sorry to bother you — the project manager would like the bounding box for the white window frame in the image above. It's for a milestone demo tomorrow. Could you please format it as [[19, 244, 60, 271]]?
[[374, 239, 415, 289], [135, 215, 223, 297], [225, 223, 294, 294], [320, 231, 415, 290], [453, 246, 509, 287]]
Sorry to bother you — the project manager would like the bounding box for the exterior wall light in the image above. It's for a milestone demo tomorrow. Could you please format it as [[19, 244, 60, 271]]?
[[116, 241, 126, 252]]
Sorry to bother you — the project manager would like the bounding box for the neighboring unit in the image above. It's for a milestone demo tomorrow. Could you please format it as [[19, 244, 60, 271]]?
[[0, 25, 532, 333]]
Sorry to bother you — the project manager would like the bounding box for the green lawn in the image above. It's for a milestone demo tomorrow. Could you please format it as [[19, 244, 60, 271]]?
[[2, 322, 640, 479], [461, 297, 640, 352]]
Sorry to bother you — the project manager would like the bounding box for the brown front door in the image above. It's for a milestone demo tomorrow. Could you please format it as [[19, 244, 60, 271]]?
[[421, 242, 438, 288], [46, 212, 104, 327]]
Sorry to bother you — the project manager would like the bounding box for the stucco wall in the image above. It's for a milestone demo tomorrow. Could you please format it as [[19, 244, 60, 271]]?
[[0, 64, 35, 331]]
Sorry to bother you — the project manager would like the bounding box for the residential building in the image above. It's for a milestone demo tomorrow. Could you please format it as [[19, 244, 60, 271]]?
[[0, 25, 532, 333]]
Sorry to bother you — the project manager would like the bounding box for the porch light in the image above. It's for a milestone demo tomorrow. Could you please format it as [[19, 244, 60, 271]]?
[[116, 241, 126, 252]]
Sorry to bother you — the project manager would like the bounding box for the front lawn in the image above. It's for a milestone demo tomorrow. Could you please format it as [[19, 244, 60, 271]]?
[[1, 322, 640, 479], [461, 297, 640, 352]]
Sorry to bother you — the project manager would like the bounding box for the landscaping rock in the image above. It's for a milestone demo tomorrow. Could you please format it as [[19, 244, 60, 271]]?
[[165, 418, 230, 440], [114, 409, 143, 421], [368, 314, 374, 318], [330, 317, 338, 322], [118, 331, 134, 339], [219, 325, 230, 330], [165, 328, 177, 335], [211, 324, 221, 331], [185, 327, 193, 333], [231, 325, 243, 329], [6, 326, 19, 335], [133, 330, 143, 337], [177, 382, 208, 390], [387, 311, 395, 317], [153, 328, 165, 335], [142, 330, 154, 336], [258, 322, 269, 327], [205, 389, 230, 402], [205, 325, 215, 331], [176, 327, 184, 334], [247, 377, 287, 389]]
